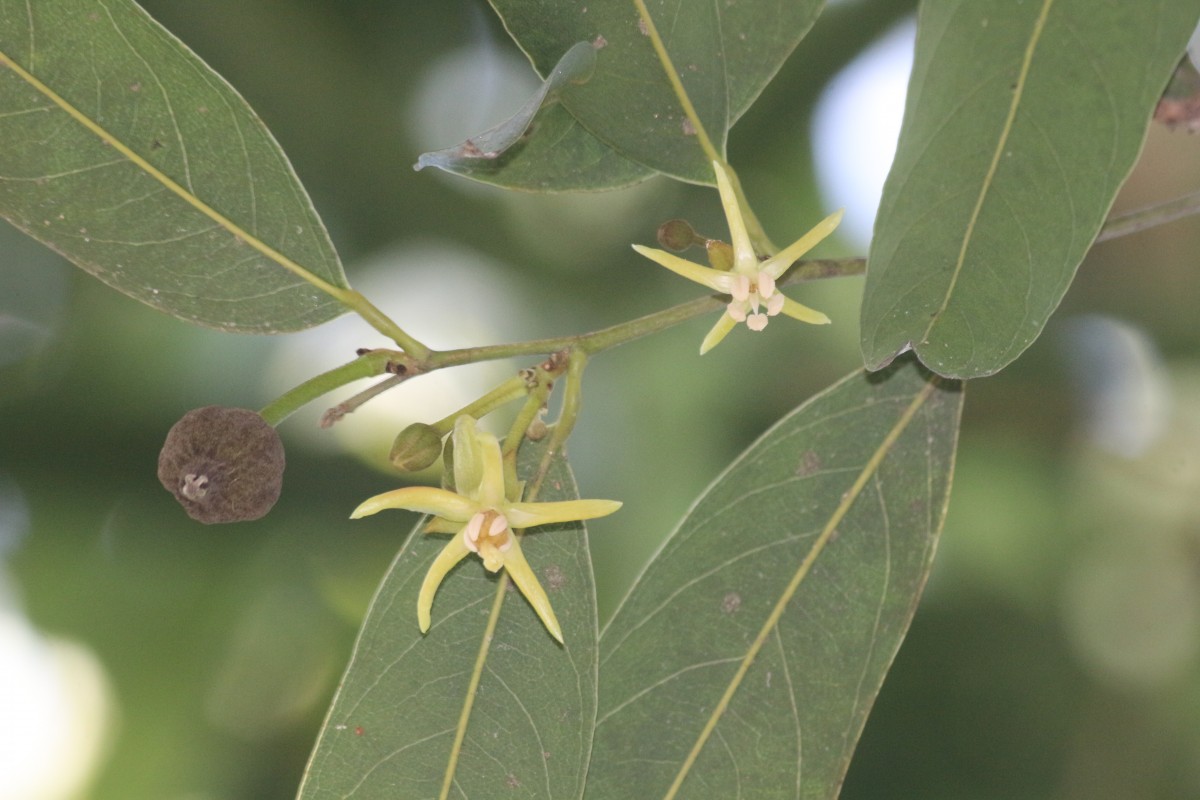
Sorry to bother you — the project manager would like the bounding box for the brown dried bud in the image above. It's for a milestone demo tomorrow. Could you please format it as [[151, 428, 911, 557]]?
[[157, 406, 285, 524], [390, 422, 443, 472], [656, 218, 701, 251]]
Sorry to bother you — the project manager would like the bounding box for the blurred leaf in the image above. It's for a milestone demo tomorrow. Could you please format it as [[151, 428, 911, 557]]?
[[488, 0, 824, 183], [860, 0, 1200, 379], [298, 438, 597, 799], [0, 0, 348, 333], [587, 358, 963, 799], [416, 40, 651, 191]]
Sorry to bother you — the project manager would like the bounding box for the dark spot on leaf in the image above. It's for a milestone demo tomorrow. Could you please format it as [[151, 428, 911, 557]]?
[[543, 564, 567, 591], [721, 591, 741, 613], [796, 450, 821, 477]]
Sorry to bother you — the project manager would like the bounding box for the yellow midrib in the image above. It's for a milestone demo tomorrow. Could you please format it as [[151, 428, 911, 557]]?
[[918, 0, 1055, 347], [0, 46, 346, 300], [661, 377, 942, 799]]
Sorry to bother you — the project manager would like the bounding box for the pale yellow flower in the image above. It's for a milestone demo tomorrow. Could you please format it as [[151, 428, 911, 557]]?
[[634, 161, 842, 353], [350, 416, 621, 643]]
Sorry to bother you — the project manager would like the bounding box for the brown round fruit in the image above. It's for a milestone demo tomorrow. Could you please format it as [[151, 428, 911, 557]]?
[[157, 406, 285, 524]]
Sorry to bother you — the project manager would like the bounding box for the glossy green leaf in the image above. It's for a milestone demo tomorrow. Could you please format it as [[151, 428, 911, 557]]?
[[416, 40, 652, 191], [298, 439, 597, 800], [588, 358, 963, 799], [0, 0, 347, 333], [488, 0, 824, 183], [861, 0, 1200, 379]]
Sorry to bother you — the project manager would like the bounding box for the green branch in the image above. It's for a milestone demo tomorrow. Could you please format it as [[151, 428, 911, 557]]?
[[259, 258, 864, 427]]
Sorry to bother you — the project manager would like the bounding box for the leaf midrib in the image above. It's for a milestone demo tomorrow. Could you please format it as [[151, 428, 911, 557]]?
[[918, 0, 1055, 348], [657, 378, 941, 799], [0, 45, 344, 300]]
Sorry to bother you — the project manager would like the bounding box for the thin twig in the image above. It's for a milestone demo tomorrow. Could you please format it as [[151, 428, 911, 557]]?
[[319, 374, 408, 428], [1097, 189, 1200, 243]]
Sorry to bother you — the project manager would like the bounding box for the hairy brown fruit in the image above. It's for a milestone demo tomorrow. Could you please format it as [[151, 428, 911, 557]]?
[[157, 406, 285, 524]]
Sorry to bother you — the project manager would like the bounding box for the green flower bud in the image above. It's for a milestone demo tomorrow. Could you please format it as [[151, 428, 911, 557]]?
[[440, 434, 456, 492], [705, 239, 734, 271], [157, 406, 285, 524], [390, 422, 444, 472]]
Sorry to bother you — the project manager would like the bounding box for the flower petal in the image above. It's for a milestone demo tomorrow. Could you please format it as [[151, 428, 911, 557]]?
[[632, 245, 736, 294], [765, 292, 785, 316], [505, 498, 622, 529], [700, 313, 739, 355], [475, 430, 507, 508], [712, 161, 758, 273], [760, 208, 844, 280], [501, 538, 563, 644], [423, 516, 461, 534], [417, 533, 472, 633], [779, 295, 831, 325], [350, 486, 477, 521], [451, 415, 486, 498]]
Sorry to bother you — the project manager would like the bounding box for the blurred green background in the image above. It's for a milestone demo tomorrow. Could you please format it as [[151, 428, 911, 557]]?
[[3, 1, 1200, 798]]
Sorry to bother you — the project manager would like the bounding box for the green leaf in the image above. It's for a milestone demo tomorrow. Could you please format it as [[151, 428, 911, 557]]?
[[488, 0, 825, 183], [0, 0, 348, 333], [416, 40, 652, 191], [861, 0, 1200, 379], [298, 439, 597, 800], [587, 357, 963, 799]]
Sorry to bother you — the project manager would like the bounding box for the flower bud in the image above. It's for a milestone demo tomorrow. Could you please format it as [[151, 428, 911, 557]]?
[[157, 406, 285, 524], [390, 422, 443, 472], [525, 417, 548, 441], [440, 434, 456, 492], [705, 239, 734, 271], [656, 218, 701, 251]]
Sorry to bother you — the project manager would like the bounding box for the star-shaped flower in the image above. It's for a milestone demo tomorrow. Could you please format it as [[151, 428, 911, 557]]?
[[633, 161, 843, 354], [350, 416, 621, 643]]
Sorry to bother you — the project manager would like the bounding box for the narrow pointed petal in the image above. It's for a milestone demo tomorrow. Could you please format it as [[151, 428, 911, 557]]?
[[350, 486, 477, 521], [451, 416, 486, 498], [700, 313, 739, 354], [423, 516, 461, 534], [476, 434, 508, 507], [729, 273, 751, 303], [632, 245, 736, 293], [779, 296, 831, 325], [761, 208, 844, 280], [417, 535, 472, 633], [712, 161, 757, 272], [501, 539, 563, 644], [505, 498, 622, 529]]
